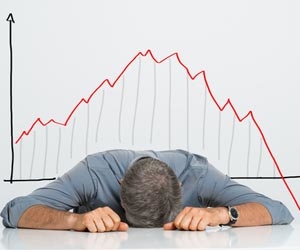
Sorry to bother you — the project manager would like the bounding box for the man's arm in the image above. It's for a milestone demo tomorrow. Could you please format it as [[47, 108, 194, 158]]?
[[1, 159, 95, 228], [17, 205, 74, 230], [200, 162, 293, 225], [164, 202, 272, 231], [18, 205, 128, 232], [164, 154, 293, 231], [232, 202, 272, 227]]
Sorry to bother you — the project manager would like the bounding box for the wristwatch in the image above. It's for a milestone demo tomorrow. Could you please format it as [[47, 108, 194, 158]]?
[[227, 206, 239, 225], [220, 206, 239, 226]]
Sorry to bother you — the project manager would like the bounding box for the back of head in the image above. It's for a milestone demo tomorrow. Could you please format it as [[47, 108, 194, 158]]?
[[120, 157, 182, 227]]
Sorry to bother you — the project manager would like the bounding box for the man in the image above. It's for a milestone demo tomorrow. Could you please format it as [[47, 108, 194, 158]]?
[[1, 149, 294, 232]]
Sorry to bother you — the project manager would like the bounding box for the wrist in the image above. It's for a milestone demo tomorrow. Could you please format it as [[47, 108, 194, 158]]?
[[219, 207, 230, 225], [220, 206, 239, 226], [67, 212, 81, 230]]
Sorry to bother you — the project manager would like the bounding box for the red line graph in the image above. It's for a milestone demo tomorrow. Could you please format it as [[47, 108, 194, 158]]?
[[15, 49, 299, 210]]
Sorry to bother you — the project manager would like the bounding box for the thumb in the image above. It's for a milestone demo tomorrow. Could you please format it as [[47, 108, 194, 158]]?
[[163, 222, 177, 230], [117, 222, 129, 231]]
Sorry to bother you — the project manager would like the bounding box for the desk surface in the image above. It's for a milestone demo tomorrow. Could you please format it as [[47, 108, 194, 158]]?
[[0, 223, 299, 249]]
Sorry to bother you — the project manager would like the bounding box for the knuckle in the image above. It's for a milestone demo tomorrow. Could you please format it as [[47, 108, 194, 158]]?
[[106, 221, 114, 230], [174, 221, 180, 229], [197, 222, 207, 231], [96, 207, 103, 212]]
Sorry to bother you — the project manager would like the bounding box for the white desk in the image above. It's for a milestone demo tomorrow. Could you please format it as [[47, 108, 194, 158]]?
[[1, 222, 299, 249]]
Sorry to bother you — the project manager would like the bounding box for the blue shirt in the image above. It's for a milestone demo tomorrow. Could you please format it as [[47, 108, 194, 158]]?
[[1, 149, 294, 227]]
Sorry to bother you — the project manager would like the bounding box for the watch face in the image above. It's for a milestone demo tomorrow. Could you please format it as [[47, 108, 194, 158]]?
[[230, 207, 239, 219]]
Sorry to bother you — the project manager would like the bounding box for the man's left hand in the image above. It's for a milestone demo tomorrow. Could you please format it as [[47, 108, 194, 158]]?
[[163, 206, 229, 231]]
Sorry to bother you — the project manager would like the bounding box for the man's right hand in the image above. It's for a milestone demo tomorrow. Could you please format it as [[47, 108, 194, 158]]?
[[71, 206, 128, 233]]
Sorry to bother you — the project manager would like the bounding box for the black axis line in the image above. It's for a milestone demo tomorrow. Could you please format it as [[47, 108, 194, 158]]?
[[4, 13, 56, 183], [4, 177, 56, 182], [3, 175, 300, 183], [231, 175, 300, 180], [6, 13, 15, 184]]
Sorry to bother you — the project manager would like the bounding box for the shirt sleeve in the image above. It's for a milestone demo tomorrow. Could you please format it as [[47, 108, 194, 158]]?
[[1, 158, 97, 228], [197, 162, 294, 225]]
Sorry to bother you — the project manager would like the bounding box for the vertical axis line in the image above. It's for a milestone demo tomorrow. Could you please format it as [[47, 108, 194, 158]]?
[[7, 14, 15, 183]]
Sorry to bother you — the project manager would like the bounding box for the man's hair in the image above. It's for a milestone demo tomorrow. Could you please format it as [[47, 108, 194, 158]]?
[[120, 157, 182, 228]]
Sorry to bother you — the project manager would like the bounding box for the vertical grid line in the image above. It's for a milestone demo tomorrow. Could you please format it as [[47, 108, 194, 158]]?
[[85, 104, 90, 155], [56, 127, 61, 175], [95, 91, 105, 143], [202, 86, 207, 149], [246, 121, 251, 177], [218, 111, 221, 160], [186, 74, 189, 151], [169, 58, 172, 149], [150, 62, 157, 144], [43, 126, 48, 177], [132, 57, 142, 145], [257, 138, 262, 177], [19, 139, 22, 179], [29, 131, 36, 179], [227, 115, 236, 175], [118, 76, 125, 143], [70, 118, 76, 158]]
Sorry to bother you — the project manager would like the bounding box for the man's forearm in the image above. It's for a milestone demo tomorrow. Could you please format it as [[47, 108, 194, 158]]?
[[231, 202, 272, 227], [18, 205, 77, 230]]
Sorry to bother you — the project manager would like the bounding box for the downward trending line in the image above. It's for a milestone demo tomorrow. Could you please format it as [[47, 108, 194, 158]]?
[[13, 49, 300, 210]]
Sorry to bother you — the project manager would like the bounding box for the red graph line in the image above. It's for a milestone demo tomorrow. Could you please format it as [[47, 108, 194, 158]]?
[[15, 50, 299, 210]]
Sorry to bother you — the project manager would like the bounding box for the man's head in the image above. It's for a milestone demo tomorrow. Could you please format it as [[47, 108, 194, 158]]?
[[120, 157, 182, 227]]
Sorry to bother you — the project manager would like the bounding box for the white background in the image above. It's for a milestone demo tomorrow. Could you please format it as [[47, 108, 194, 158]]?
[[0, 0, 299, 221]]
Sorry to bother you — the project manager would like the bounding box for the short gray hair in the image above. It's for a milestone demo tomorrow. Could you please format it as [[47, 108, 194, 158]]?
[[120, 157, 182, 227]]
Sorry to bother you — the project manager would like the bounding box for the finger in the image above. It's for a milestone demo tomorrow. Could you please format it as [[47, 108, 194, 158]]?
[[197, 219, 208, 231], [85, 219, 100, 233], [163, 222, 177, 230], [117, 222, 129, 231], [178, 212, 193, 230], [101, 214, 115, 232], [105, 208, 121, 231], [94, 217, 106, 232], [174, 207, 192, 229], [189, 215, 201, 231]]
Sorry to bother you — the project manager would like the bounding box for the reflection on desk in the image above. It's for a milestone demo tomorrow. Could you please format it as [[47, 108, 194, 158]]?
[[0, 225, 295, 249]]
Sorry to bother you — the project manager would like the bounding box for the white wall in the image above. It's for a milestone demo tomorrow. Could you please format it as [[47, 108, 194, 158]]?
[[0, 0, 299, 221]]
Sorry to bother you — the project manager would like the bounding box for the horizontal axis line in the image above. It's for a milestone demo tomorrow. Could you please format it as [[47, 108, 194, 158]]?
[[3, 177, 56, 182], [231, 175, 300, 180]]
